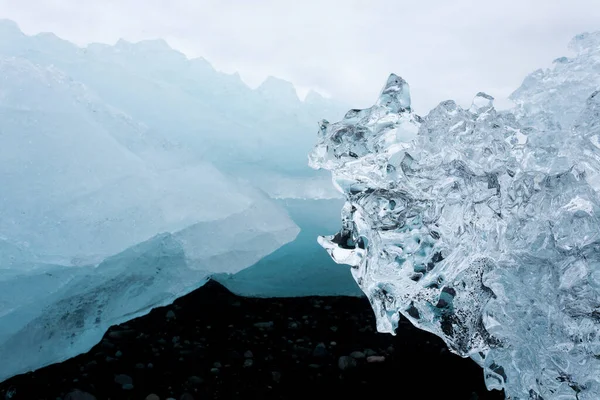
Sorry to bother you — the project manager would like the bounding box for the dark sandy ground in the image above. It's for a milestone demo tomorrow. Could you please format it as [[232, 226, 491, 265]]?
[[0, 280, 505, 400]]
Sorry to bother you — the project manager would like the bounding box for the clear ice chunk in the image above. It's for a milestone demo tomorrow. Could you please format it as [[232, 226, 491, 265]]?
[[310, 32, 600, 400]]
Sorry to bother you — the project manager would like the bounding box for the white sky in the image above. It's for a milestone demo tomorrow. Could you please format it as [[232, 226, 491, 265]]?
[[1, 0, 599, 113]]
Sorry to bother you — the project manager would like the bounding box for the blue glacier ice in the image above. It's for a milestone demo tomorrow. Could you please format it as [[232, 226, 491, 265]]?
[[0, 20, 356, 381], [310, 32, 600, 399]]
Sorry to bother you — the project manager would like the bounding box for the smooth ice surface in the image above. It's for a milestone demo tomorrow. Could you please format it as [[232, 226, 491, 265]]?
[[0, 30, 307, 380], [310, 33, 600, 399]]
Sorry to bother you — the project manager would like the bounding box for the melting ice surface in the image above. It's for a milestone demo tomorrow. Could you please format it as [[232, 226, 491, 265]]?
[[310, 32, 600, 399]]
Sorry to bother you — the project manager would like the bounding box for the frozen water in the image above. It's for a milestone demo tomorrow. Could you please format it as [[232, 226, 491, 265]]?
[[0, 53, 299, 381], [0, 19, 358, 381], [311, 32, 600, 399], [0, 19, 349, 176]]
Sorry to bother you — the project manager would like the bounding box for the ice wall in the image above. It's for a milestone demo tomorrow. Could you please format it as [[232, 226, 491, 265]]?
[[310, 33, 600, 399], [0, 54, 299, 381]]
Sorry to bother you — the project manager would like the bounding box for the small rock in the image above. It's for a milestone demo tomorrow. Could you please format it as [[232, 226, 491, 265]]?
[[338, 356, 357, 371], [253, 321, 274, 330], [122, 384, 134, 390], [147, 363, 154, 369], [84, 360, 98, 370], [114, 374, 133, 386], [166, 310, 176, 320], [330, 326, 338, 332], [367, 355, 386, 363], [115, 350, 123, 358], [364, 349, 377, 357], [187, 376, 203, 386], [64, 390, 96, 400], [100, 340, 115, 349], [312, 343, 328, 358], [271, 371, 282, 383], [330, 341, 337, 346], [243, 358, 254, 368], [244, 350, 254, 358], [350, 351, 366, 360], [309, 364, 320, 369], [172, 336, 180, 344], [136, 363, 146, 369], [180, 394, 194, 400], [213, 362, 222, 368], [145, 395, 160, 400], [288, 322, 299, 330], [108, 330, 135, 339]]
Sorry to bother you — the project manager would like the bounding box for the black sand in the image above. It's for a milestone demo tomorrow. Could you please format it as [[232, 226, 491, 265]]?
[[0, 280, 505, 400]]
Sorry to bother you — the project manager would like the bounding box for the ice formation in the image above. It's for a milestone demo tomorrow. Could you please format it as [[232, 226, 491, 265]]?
[[310, 32, 600, 399], [0, 18, 358, 381], [0, 51, 300, 381]]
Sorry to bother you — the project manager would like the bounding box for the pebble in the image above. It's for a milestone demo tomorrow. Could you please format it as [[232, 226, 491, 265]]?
[[243, 358, 254, 367], [253, 321, 274, 330], [64, 390, 96, 400], [122, 384, 134, 390], [338, 356, 358, 371], [312, 342, 328, 358], [367, 355, 386, 363], [114, 374, 133, 386], [188, 376, 203, 386], [180, 394, 194, 400], [350, 351, 366, 360], [244, 350, 254, 358], [166, 310, 176, 320], [147, 363, 154, 369], [288, 322, 299, 330], [108, 330, 135, 339], [210, 367, 220, 374], [145, 395, 160, 400], [364, 348, 377, 357], [100, 340, 115, 350], [115, 350, 122, 358], [136, 363, 146, 369], [271, 371, 282, 383]]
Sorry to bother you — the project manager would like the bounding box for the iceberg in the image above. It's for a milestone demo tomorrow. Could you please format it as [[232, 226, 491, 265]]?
[[310, 33, 600, 399], [0, 55, 299, 381]]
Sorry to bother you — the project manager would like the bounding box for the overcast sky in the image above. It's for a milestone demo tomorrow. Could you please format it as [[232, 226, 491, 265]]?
[[1, 0, 599, 113]]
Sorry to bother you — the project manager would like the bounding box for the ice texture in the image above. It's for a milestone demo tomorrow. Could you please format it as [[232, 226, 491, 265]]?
[[310, 33, 600, 399], [0, 54, 299, 381]]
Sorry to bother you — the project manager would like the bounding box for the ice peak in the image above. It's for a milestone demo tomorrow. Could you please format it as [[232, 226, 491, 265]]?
[[114, 38, 174, 53], [257, 76, 299, 102], [469, 91, 494, 114], [304, 90, 325, 104], [376, 73, 411, 112], [0, 19, 23, 37], [568, 31, 600, 55]]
